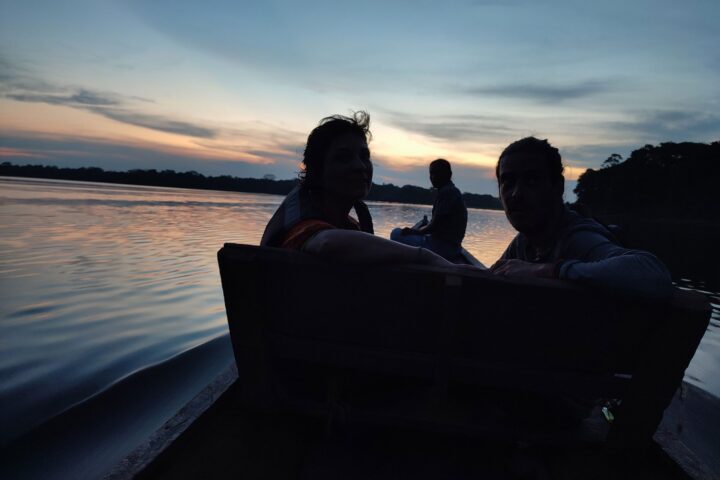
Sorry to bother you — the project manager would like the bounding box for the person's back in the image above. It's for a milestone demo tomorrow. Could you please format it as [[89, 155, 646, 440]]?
[[391, 159, 468, 261], [430, 180, 467, 247]]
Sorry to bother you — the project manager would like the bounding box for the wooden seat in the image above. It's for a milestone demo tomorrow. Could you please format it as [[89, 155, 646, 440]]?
[[218, 243, 710, 446]]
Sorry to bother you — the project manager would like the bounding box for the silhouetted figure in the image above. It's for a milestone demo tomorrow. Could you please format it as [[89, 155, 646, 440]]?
[[489, 137, 672, 298], [391, 159, 468, 261], [260, 112, 451, 266]]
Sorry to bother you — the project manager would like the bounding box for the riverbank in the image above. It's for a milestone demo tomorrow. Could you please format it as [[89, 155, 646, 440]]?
[[0, 162, 503, 210]]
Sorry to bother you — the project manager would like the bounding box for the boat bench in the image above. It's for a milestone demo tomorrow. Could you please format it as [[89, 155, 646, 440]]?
[[218, 243, 711, 445]]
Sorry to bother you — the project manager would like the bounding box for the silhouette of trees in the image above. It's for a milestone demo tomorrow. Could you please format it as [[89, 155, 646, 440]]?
[[0, 162, 298, 195], [574, 141, 720, 220], [0, 162, 502, 210], [601, 153, 622, 169], [367, 182, 501, 210]]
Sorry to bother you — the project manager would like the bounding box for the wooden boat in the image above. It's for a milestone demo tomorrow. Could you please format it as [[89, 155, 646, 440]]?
[[107, 243, 717, 479]]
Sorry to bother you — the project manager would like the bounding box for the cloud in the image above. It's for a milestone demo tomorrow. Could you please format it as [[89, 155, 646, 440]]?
[[6, 89, 218, 139], [0, 55, 308, 172], [463, 80, 613, 103], [0, 132, 302, 179], [381, 111, 521, 143], [193, 124, 306, 166], [70, 89, 121, 106], [608, 110, 720, 141], [561, 143, 638, 171], [559, 110, 720, 174], [0, 147, 46, 159], [88, 107, 217, 138], [6, 89, 122, 107], [0, 61, 64, 95], [1, 56, 217, 139]]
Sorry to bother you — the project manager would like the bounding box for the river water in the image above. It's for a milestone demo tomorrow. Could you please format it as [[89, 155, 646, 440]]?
[[1, 176, 718, 479]]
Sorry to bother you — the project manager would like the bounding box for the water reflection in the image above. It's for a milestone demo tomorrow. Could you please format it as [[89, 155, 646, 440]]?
[[0, 178, 277, 447], [370, 202, 511, 267]]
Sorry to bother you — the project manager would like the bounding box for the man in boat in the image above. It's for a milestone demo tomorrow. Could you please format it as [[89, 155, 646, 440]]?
[[390, 159, 468, 261], [261, 112, 451, 267], [490, 136, 672, 298]]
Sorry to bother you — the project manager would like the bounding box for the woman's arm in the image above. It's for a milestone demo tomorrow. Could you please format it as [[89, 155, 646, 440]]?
[[304, 229, 452, 267]]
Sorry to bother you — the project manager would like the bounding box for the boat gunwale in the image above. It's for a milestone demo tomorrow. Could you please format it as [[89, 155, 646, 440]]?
[[103, 364, 238, 480]]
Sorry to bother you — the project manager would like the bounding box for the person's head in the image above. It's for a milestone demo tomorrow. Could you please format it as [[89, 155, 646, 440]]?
[[429, 158, 452, 188], [300, 111, 373, 201], [495, 137, 565, 235]]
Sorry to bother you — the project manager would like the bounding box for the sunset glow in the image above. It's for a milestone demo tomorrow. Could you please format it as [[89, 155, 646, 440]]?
[[1, 0, 718, 195]]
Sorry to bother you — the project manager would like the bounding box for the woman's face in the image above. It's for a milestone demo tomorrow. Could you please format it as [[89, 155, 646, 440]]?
[[321, 132, 373, 200]]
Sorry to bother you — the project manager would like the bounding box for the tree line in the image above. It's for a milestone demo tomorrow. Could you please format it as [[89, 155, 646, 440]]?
[[0, 162, 503, 210], [4, 140, 717, 216], [573, 141, 719, 220]]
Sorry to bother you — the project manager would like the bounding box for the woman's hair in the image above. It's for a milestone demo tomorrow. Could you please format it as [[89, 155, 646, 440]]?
[[299, 111, 372, 187], [496, 136, 564, 183]]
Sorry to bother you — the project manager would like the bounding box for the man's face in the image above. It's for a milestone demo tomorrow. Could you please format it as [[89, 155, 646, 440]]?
[[497, 152, 562, 235], [322, 132, 373, 200], [429, 165, 449, 188]]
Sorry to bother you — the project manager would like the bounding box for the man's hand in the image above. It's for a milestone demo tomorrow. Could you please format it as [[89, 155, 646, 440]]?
[[490, 259, 557, 278]]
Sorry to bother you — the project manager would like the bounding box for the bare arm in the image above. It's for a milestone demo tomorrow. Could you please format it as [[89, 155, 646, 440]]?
[[403, 217, 437, 236], [417, 217, 438, 234], [304, 229, 452, 267]]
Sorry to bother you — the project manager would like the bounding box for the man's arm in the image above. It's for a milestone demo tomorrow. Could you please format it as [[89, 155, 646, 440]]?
[[404, 217, 438, 235], [492, 232, 673, 298], [557, 232, 673, 298], [304, 229, 452, 267], [410, 188, 457, 235]]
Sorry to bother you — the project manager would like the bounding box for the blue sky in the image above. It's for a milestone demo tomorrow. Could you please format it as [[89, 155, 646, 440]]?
[[1, 0, 718, 196]]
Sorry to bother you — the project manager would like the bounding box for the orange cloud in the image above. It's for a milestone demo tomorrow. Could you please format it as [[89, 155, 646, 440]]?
[[0, 147, 45, 158]]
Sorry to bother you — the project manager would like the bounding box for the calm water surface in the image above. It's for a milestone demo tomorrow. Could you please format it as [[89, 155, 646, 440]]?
[[1, 177, 718, 479]]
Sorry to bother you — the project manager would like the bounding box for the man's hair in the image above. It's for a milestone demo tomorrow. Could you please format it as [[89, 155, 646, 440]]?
[[300, 111, 372, 187], [496, 137, 564, 183], [430, 158, 452, 177]]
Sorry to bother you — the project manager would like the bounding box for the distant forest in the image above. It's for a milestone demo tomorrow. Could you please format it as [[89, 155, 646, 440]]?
[[0, 162, 503, 210], [5, 141, 716, 217], [573, 141, 719, 220]]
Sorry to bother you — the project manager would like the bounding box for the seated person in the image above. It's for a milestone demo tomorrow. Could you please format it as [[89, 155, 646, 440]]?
[[261, 112, 451, 267], [489, 136, 672, 299], [391, 159, 468, 261], [488, 137, 674, 425]]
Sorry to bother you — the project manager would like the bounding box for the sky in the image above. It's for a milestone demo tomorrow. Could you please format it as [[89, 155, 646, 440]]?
[[1, 0, 718, 196]]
